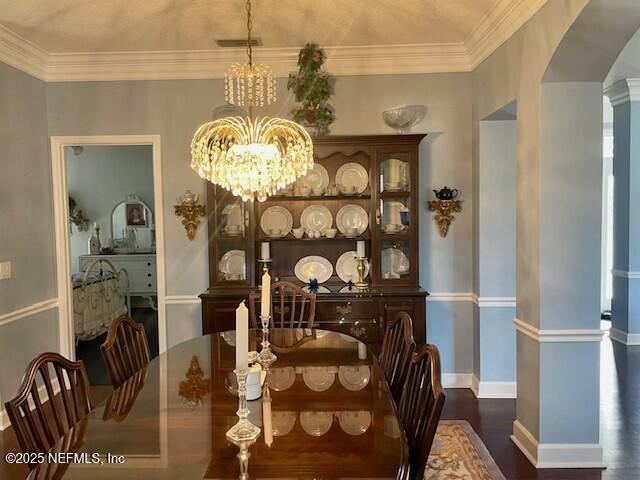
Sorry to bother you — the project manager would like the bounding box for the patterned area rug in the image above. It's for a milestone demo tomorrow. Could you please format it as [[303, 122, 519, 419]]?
[[426, 421, 506, 480]]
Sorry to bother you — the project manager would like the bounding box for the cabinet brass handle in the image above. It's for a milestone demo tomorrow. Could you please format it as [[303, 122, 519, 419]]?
[[375, 208, 381, 225], [336, 304, 353, 316], [244, 209, 250, 228]]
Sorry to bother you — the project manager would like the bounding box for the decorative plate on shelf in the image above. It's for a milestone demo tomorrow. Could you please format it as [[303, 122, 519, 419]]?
[[382, 158, 408, 191], [336, 251, 370, 283], [272, 411, 297, 436], [294, 255, 334, 284], [335, 162, 369, 194], [381, 248, 410, 279], [300, 205, 333, 232], [337, 411, 372, 436], [269, 367, 297, 391], [300, 411, 334, 436], [260, 206, 293, 238], [298, 163, 329, 192], [336, 204, 369, 236], [219, 250, 246, 280], [338, 366, 371, 391], [302, 366, 336, 392]]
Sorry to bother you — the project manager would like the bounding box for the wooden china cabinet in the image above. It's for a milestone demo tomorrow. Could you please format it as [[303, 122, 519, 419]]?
[[200, 134, 428, 346]]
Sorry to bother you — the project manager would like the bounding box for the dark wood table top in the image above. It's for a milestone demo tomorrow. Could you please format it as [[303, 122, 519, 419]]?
[[30, 329, 408, 479]]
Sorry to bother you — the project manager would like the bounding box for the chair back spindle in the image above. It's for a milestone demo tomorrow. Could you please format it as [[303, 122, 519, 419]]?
[[101, 315, 150, 388], [397, 344, 446, 480], [4, 353, 93, 463], [378, 311, 416, 403], [249, 281, 316, 329]]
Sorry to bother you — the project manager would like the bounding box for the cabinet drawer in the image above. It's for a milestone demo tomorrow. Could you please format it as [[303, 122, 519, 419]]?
[[315, 299, 377, 320], [315, 318, 380, 344]]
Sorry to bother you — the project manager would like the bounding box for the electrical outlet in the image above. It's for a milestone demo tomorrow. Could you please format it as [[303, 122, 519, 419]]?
[[0, 262, 11, 280]]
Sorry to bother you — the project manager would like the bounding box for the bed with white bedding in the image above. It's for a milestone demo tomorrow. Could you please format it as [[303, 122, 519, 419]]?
[[73, 258, 130, 342]]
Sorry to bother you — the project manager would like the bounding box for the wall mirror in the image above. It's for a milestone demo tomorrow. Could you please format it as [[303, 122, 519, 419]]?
[[111, 194, 155, 252]]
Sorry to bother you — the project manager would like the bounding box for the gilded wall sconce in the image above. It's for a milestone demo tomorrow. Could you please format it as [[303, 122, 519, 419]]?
[[178, 355, 210, 408], [428, 186, 463, 237], [174, 190, 206, 241]]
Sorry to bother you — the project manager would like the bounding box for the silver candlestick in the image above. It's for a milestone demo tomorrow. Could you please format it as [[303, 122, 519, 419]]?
[[257, 315, 277, 367], [226, 368, 261, 442], [257, 259, 272, 289]]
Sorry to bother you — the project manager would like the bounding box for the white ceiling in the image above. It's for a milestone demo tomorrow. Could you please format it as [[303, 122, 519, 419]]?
[[0, 0, 547, 81], [0, 0, 499, 52]]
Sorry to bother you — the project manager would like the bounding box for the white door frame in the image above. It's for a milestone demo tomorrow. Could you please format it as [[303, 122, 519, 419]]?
[[51, 135, 167, 359]]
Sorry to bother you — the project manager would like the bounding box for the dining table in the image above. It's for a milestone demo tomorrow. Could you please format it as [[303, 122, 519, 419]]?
[[28, 329, 409, 479]]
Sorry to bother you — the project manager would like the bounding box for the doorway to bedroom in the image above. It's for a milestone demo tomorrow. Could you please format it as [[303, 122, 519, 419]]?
[[64, 144, 159, 386]]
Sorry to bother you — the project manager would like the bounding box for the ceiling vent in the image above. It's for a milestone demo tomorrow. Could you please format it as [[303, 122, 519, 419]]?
[[216, 38, 262, 48]]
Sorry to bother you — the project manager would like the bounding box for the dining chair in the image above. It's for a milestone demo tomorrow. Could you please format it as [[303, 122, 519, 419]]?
[[397, 344, 446, 480], [29, 418, 89, 480], [378, 311, 416, 403], [4, 352, 94, 461], [101, 314, 150, 388], [248, 281, 317, 329]]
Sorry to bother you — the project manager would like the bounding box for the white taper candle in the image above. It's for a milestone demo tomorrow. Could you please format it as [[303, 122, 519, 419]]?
[[235, 301, 249, 371], [356, 240, 366, 259], [261, 242, 270, 260], [261, 271, 271, 318]]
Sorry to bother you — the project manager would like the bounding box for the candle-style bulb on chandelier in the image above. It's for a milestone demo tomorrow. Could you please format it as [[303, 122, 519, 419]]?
[[191, 0, 314, 202]]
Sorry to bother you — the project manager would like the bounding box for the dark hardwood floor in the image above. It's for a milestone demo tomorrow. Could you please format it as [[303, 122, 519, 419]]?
[[1, 332, 637, 479]]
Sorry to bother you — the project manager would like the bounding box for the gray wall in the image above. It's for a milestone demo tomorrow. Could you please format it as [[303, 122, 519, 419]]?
[[45, 73, 474, 371], [0, 62, 58, 410]]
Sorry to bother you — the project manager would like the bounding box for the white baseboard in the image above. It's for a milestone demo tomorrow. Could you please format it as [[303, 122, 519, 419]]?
[[511, 420, 605, 469], [441, 373, 473, 389], [609, 327, 640, 345], [0, 377, 62, 431], [471, 374, 517, 398]]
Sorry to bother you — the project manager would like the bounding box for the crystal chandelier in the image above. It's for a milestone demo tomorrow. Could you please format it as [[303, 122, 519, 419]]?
[[191, 0, 313, 202]]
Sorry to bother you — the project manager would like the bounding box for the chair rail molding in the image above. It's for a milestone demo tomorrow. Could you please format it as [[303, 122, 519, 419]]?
[[0, 298, 59, 328], [427, 292, 475, 302], [513, 318, 605, 343], [511, 420, 605, 469], [0, 0, 546, 82], [165, 295, 201, 305], [472, 294, 517, 307]]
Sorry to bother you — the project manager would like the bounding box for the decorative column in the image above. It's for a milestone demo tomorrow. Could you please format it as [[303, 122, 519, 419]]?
[[605, 79, 640, 345], [511, 83, 604, 468]]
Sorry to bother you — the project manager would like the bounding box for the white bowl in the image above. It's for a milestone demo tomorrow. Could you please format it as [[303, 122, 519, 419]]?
[[382, 105, 426, 134], [292, 227, 305, 239], [324, 228, 337, 238]]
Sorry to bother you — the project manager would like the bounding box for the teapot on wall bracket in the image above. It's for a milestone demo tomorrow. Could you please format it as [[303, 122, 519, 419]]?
[[428, 187, 462, 237]]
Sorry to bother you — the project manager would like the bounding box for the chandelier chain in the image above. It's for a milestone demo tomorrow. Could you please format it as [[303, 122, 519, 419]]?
[[246, 0, 253, 68]]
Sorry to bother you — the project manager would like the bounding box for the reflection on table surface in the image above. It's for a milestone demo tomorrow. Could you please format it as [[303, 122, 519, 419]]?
[[29, 329, 406, 480]]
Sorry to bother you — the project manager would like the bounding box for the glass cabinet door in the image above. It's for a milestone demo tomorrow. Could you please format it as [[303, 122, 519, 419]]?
[[208, 186, 254, 288], [373, 148, 417, 286]]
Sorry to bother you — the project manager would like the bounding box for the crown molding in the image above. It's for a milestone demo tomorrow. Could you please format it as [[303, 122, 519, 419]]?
[[605, 79, 640, 106], [0, 1, 546, 82], [43, 43, 470, 82], [467, 0, 548, 69], [0, 24, 48, 80]]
